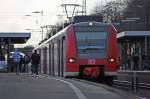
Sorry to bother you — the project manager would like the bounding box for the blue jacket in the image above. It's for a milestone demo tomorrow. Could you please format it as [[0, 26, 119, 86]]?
[[12, 51, 21, 63]]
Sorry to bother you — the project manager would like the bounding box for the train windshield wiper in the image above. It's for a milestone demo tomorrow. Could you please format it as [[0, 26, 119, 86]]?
[[78, 46, 105, 50]]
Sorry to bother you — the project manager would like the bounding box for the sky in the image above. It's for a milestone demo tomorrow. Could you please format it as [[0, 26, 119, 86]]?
[[0, 0, 111, 47]]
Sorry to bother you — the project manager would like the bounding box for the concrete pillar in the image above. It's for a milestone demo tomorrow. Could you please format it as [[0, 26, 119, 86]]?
[[139, 41, 142, 70], [144, 37, 147, 55], [129, 41, 132, 70], [7, 39, 11, 72]]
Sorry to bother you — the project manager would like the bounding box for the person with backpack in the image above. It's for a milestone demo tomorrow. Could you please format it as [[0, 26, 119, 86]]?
[[31, 50, 40, 75], [24, 53, 30, 73]]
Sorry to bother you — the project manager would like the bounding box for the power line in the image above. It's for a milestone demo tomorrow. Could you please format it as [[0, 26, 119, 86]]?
[[60, 0, 80, 21], [82, 0, 86, 15]]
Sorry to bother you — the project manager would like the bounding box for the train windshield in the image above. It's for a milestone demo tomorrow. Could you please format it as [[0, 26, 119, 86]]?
[[75, 30, 107, 58]]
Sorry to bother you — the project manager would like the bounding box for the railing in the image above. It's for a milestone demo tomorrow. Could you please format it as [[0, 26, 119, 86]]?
[[115, 71, 150, 93]]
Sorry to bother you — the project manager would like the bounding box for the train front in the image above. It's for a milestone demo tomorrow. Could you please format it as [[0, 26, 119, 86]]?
[[67, 22, 119, 80]]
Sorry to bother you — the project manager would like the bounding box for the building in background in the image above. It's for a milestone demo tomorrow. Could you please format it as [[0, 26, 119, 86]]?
[[0, 32, 31, 72]]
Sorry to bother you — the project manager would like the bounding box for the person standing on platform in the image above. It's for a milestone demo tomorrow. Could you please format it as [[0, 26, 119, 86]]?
[[19, 55, 24, 72], [142, 52, 150, 70], [31, 50, 40, 75], [132, 47, 139, 70], [24, 53, 30, 73], [12, 48, 21, 75]]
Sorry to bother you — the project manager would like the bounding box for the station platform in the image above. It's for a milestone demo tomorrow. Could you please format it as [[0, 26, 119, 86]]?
[[0, 73, 136, 99]]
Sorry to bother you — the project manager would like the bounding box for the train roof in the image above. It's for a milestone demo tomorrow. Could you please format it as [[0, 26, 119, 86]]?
[[73, 22, 108, 27], [35, 25, 69, 49], [35, 22, 113, 50]]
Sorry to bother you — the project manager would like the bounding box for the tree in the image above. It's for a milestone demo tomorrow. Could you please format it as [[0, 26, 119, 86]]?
[[90, 0, 125, 23], [45, 22, 63, 39], [122, 0, 150, 30]]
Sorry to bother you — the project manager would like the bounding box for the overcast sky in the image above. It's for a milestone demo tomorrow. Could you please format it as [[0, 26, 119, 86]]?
[[0, 0, 111, 47]]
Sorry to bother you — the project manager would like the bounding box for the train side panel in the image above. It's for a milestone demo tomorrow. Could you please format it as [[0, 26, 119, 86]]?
[[42, 32, 67, 77], [46, 45, 50, 74], [54, 41, 59, 75], [65, 25, 79, 77], [105, 25, 119, 76], [40, 47, 44, 74], [40, 47, 48, 74], [36, 22, 119, 82]]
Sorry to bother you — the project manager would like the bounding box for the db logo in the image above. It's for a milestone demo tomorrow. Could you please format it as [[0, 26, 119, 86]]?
[[88, 59, 96, 64]]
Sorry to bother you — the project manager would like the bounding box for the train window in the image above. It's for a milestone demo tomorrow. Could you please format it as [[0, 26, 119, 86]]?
[[75, 26, 107, 32], [75, 31, 107, 58]]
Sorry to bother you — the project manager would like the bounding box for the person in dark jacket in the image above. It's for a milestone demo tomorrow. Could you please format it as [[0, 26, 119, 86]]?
[[31, 50, 40, 75], [23, 53, 30, 73]]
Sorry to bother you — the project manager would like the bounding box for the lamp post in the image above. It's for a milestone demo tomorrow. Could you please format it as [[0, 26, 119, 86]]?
[[146, 4, 149, 31]]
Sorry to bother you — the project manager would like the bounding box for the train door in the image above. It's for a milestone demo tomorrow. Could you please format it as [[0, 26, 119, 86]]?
[[43, 47, 47, 74], [61, 36, 65, 77], [59, 39, 61, 76], [51, 43, 54, 75], [58, 40, 61, 76], [49, 44, 51, 75], [38, 49, 41, 73], [41, 48, 44, 73], [54, 41, 58, 75], [59, 37, 63, 77]]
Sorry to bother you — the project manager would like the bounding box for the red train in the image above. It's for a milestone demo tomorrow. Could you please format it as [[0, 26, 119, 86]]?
[[35, 17, 120, 82]]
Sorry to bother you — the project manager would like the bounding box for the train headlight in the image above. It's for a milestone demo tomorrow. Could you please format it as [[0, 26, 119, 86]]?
[[69, 58, 76, 63], [89, 22, 95, 26], [108, 58, 115, 63], [89, 22, 93, 26]]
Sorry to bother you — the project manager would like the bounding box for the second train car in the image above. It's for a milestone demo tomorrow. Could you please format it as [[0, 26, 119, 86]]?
[[35, 16, 120, 82]]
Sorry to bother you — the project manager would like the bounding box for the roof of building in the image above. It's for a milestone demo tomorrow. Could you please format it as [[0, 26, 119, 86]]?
[[117, 31, 150, 39], [0, 32, 31, 44]]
